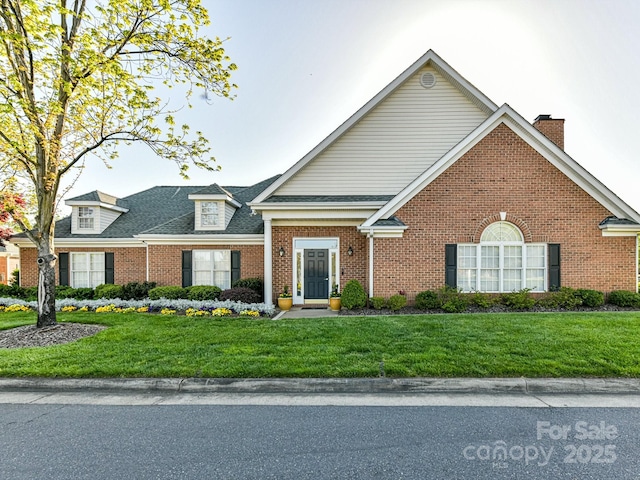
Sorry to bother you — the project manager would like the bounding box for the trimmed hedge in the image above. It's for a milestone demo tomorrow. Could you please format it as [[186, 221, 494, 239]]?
[[341, 280, 367, 310], [94, 284, 124, 300], [186, 285, 222, 301], [219, 287, 261, 304], [148, 286, 186, 300]]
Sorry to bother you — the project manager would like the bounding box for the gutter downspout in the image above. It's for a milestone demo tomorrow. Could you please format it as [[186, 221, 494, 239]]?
[[368, 229, 374, 298], [264, 219, 273, 306]]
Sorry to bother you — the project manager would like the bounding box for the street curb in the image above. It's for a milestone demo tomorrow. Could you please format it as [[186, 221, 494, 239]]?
[[2, 377, 640, 395]]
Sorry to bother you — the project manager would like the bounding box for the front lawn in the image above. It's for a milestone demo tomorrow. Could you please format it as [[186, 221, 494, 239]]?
[[2, 311, 640, 378]]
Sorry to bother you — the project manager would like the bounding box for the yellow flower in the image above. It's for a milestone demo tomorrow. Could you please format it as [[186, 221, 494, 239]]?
[[5, 304, 31, 312], [160, 308, 176, 315], [240, 309, 260, 317], [211, 308, 232, 317], [61, 306, 77, 312]]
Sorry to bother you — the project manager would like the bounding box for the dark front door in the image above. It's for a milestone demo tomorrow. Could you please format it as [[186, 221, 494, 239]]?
[[304, 249, 329, 300]]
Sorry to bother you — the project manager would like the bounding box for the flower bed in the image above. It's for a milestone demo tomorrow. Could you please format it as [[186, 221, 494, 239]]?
[[0, 297, 274, 318]]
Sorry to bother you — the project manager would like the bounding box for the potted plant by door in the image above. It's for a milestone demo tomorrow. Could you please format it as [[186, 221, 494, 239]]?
[[329, 284, 341, 311], [278, 285, 293, 311]]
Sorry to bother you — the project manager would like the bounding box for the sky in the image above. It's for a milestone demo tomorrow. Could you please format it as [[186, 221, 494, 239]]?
[[62, 0, 640, 214]]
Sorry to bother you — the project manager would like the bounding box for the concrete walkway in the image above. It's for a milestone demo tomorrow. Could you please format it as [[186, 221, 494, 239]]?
[[274, 306, 339, 319]]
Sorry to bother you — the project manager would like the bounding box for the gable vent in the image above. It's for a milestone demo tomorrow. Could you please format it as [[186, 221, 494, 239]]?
[[420, 72, 436, 89]]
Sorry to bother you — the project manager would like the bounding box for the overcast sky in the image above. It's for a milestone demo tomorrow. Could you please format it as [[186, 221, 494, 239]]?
[[63, 0, 640, 214]]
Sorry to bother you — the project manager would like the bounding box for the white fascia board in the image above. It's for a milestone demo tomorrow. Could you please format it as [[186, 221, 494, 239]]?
[[65, 200, 129, 213], [14, 238, 144, 248], [356, 225, 408, 238], [599, 224, 640, 236], [136, 234, 264, 245], [363, 104, 640, 227], [250, 201, 388, 211], [250, 50, 499, 204], [261, 208, 379, 222]]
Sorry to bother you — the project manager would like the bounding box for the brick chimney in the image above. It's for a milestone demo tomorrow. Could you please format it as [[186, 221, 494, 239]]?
[[533, 114, 565, 150]]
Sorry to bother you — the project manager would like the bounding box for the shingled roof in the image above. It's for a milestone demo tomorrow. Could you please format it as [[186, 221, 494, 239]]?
[[53, 175, 280, 239]]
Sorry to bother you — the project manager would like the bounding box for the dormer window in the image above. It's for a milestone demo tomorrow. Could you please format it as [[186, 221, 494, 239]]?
[[201, 202, 219, 227], [78, 207, 95, 230]]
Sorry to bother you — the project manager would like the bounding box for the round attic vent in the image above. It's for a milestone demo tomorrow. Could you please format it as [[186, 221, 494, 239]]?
[[420, 72, 436, 88]]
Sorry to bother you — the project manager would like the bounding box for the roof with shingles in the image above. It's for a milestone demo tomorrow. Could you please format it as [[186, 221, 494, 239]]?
[[66, 190, 129, 209], [265, 195, 394, 203], [53, 175, 280, 239]]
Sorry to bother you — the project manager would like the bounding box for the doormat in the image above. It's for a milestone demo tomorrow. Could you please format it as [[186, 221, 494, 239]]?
[[301, 305, 329, 310]]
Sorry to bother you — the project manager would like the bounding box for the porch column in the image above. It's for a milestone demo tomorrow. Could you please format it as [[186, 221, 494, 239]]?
[[264, 218, 273, 306], [368, 230, 374, 298]]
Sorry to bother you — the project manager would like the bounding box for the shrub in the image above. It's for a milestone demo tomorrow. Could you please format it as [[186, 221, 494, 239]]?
[[94, 284, 124, 300], [232, 278, 263, 299], [387, 294, 407, 311], [469, 291, 494, 309], [415, 290, 440, 310], [538, 287, 582, 310], [437, 286, 468, 313], [122, 281, 157, 300], [22, 286, 38, 301], [55, 285, 77, 299], [219, 287, 261, 304], [0, 283, 24, 299], [71, 287, 95, 300], [186, 285, 222, 301], [575, 289, 604, 308], [370, 296, 386, 310], [341, 280, 367, 310], [501, 288, 535, 310], [607, 290, 640, 308], [148, 286, 187, 300]]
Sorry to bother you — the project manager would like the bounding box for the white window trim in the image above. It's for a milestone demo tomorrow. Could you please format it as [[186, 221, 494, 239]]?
[[195, 201, 224, 231], [76, 206, 99, 233], [192, 249, 231, 289], [70, 252, 105, 288]]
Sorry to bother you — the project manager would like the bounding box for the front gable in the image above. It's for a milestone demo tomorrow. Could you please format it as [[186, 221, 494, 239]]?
[[251, 50, 497, 204], [362, 105, 640, 233]]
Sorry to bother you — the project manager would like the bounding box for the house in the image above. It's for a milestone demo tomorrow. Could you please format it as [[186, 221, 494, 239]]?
[[0, 242, 19, 285], [13, 50, 640, 305]]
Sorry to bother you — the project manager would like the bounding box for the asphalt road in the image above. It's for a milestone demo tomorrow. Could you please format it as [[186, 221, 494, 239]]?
[[2, 395, 640, 479]]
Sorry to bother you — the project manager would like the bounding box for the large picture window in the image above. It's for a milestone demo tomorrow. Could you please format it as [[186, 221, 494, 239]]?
[[70, 252, 105, 288], [457, 222, 546, 292], [192, 250, 231, 289]]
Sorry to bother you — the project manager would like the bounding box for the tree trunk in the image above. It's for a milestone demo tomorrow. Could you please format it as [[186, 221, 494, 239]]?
[[36, 236, 57, 328]]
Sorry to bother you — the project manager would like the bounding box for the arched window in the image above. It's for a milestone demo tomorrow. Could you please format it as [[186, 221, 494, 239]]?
[[458, 222, 546, 292]]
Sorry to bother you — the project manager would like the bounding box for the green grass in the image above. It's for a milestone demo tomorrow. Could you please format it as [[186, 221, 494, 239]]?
[[2, 311, 640, 378]]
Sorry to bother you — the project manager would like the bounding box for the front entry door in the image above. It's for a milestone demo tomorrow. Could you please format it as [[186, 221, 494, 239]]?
[[304, 249, 329, 300]]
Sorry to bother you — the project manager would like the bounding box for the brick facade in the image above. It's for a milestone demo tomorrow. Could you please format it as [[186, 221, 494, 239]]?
[[372, 123, 636, 302], [147, 244, 263, 286], [20, 244, 263, 288], [271, 226, 367, 302]]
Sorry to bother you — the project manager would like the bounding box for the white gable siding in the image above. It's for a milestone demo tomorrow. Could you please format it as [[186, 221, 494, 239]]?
[[224, 202, 236, 229], [275, 66, 489, 196], [99, 208, 121, 232]]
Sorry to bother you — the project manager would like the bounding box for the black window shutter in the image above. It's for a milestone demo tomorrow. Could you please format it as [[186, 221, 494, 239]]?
[[445, 244, 457, 288], [548, 244, 561, 291], [58, 253, 69, 286], [231, 250, 241, 286], [182, 250, 192, 288], [104, 252, 114, 284]]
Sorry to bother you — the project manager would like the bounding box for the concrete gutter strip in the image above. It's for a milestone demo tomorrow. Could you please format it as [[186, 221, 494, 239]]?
[[2, 377, 640, 395]]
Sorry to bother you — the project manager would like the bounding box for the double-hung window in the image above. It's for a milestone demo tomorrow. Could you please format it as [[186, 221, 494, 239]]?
[[200, 202, 219, 227], [78, 207, 95, 230], [457, 222, 547, 292], [192, 250, 231, 289], [70, 252, 105, 288]]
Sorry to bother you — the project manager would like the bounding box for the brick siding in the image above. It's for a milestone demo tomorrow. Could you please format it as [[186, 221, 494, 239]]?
[[373, 123, 636, 302]]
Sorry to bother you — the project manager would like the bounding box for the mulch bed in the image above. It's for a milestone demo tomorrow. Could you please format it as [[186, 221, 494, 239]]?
[[0, 323, 106, 349]]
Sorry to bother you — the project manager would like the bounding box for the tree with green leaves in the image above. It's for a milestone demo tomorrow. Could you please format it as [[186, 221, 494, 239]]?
[[0, 0, 236, 327]]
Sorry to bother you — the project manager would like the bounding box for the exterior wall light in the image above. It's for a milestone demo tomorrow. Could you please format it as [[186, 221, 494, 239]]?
[[347, 246, 353, 256], [279, 246, 285, 257]]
